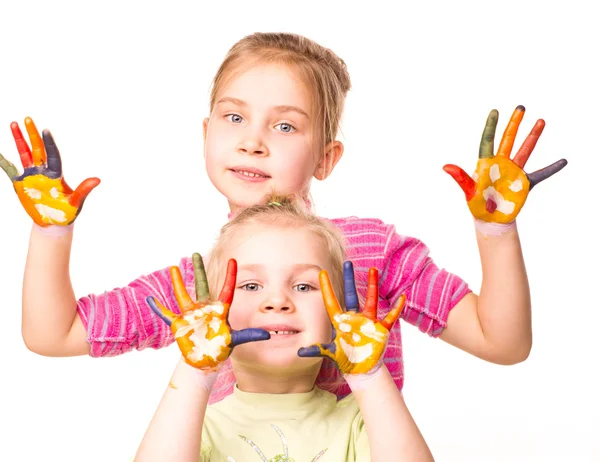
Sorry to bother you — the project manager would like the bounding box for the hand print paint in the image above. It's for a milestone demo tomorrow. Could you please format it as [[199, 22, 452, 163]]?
[[146, 253, 270, 371], [443, 106, 567, 223], [0, 117, 100, 226], [298, 262, 405, 375]]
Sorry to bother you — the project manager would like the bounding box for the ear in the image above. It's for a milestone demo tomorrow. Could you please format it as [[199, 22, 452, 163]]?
[[314, 140, 344, 181], [202, 117, 210, 142]]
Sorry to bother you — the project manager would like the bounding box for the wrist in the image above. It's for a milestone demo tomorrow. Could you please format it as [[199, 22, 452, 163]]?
[[32, 222, 74, 237], [177, 358, 220, 392], [343, 363, 384, 391], [474, 218, 516, 237]]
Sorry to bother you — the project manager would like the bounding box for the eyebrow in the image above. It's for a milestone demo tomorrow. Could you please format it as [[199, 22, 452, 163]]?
[[216, 97, 310, 119], [238, 263, 321, 272]]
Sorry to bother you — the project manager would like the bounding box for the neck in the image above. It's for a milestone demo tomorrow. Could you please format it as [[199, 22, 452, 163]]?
[[231, 360, 321, 394]]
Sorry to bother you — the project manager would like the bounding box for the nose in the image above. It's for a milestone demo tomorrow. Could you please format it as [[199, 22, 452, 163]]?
[[259, 291, 295, 313], [237, 128, 268, 156]]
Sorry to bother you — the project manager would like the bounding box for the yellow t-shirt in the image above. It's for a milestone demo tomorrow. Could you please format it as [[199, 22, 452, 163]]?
[[200, 386, 370, 461]]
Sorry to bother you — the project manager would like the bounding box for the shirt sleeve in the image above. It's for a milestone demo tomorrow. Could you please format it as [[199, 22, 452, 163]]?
[[76, 256, 194, 357], [379, 224, 472, 337]]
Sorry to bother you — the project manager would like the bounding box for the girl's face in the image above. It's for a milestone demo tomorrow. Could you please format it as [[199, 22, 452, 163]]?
[[223, 223, 334, 373], [203, 63, 322, 211]]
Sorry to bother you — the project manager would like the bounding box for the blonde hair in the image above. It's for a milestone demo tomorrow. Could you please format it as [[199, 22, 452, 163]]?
[[209, 32, 351, 151], [206, 194, 347, 303]]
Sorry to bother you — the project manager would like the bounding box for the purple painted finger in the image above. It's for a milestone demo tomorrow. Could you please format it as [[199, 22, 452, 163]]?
[[527, 158, 568, 190], [42, 129, 62, 178], [343, 261, 359, 312], [230, 328, 270, 347]]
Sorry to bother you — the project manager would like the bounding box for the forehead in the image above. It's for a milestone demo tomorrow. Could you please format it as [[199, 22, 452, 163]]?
[[217, 62, 312, 112], [225, 224, 328, 269]]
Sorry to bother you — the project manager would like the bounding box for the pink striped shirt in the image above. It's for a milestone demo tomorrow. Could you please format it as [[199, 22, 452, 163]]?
[[77, 216, 470, 403]]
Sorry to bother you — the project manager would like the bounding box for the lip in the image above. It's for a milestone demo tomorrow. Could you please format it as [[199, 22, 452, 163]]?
[[228, 166, 271, 180]]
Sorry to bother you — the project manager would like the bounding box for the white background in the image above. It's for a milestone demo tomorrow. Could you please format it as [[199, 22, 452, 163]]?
[[0, 1, 598, 460]]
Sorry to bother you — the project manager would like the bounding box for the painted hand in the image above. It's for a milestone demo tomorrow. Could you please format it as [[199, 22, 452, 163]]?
[[443, 106, 567, 223], [146, 253, 270, 371], [298, 261, 405, 375], [0, 117, 100, 226]]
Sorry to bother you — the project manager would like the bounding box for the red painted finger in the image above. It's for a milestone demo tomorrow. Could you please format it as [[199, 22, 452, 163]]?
[[218, 259, 237, 316], [513, 119, 545, 169], [443, 164, 476, 201], [380, 294, 405, 330], [10, 122, 32, 169], [363, 268, 378, 321], [69, 177, 100, 208]]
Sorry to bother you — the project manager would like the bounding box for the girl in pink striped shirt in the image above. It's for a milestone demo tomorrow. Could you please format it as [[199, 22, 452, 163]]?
[[2, 32, 566, 404]]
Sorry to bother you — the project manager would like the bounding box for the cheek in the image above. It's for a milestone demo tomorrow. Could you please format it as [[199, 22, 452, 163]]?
[[226, 301, 250, 331]]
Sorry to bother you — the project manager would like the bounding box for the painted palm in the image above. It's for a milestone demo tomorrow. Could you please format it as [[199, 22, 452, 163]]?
[[146, 253, 270, 371], [0, 117, 100, 226], [299, 262, 405, 375], [443, 106, 567, 223]]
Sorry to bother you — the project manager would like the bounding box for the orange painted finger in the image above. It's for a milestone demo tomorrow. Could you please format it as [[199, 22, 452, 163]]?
[[362, 268, 379, 320], [69, 177, 101, 208], [217, 259, 237, 317], [10, 122, 32, 169], [319, 270, 342, 320], [497, 105, 525, 158], [513, 119, 545, 168], [380, 294, 405, 330], [24, 117, 46, 165], [170, 266, 194, 312]]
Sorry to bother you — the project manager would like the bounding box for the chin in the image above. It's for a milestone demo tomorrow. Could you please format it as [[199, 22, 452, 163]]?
[[233, 343, 322, 371]]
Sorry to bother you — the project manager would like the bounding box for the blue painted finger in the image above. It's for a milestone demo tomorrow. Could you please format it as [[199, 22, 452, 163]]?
[[231, 328, 271, 347], [343, 261, 359, 312], [146, 296, 174, 326]]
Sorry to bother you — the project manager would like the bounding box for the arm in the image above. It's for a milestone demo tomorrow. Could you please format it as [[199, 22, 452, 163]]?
[[136, 254, 270, 460], [135, 360, 214, 462], [22, 224, 89, 356], [349, 367, 433, 461], [441, 105, 567, 364], [440, 223, 531, 364], [0, 118, 98, 356], [299, 264, 432, 460]]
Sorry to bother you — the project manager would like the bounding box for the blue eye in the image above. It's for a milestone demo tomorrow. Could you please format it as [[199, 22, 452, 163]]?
[[227, 114, 244, 124], [275, 122, 296, 133], [241, 283, 262, 291], [294, 283, 313, 292]]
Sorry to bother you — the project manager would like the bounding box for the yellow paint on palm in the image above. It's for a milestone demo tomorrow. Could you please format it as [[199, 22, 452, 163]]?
[[321, 312, 389, 374], [468, 157, 531, 223], [172, 304, 233, 370], [14, 175, 78, 225]]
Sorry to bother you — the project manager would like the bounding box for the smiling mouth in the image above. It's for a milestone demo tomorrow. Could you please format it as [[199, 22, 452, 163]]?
[[230, 168, 270, 179], [268, 330, 299, 336]]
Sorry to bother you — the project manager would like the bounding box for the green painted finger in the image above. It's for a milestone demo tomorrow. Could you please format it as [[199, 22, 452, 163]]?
[[479, 109, 499, 159], [0, 154, 19, 180], [192, 252, 210, 303]]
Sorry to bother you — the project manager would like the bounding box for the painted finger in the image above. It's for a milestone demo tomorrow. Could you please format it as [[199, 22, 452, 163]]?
[[192, 252, 210, 303], [362, 268, 379, 320], [146, 296, 176, 326], [479, 109, 499, 159], [497, 105, 525, 158], [343, 261, 359, 312], [319, 270, 343, 320], [42, 129, 63, 178], [380, 294, 406, 330], [443, 164, 476, 201], [298, 342, 336, 359], [69, 177, 101, 208], [24, 117, 46, 165], [217, 259, 237, 318], [10, 122, 32, 169], [230, 328, 271, 347], [0, 154, 19, 180], [170, 266, 194, 312], [526, 159, 568, 190], [513, 119, 545, 168]]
